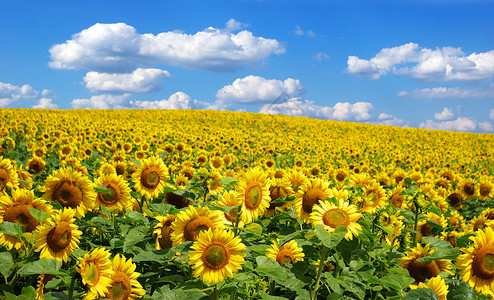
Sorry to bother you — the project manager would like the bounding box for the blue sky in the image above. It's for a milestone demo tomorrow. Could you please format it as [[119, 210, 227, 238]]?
[[1, 0, 494, 132]]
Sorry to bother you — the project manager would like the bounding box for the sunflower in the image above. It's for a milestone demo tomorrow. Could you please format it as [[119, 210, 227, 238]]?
[[333, 168, 348, 184], [237, 168, 271, 224], [96, 162, 117, 178], [77, 247, 113, 298], [153, 214, 175, 250], [34, 208, 82, 262], [16, 165, 33, 189], [171, 205, 226, 246], [446, 192, 464, 208], [416, 212, 447, 241], [189, 228, 246, 284], [361, 182, 387, 213], [265, 178, 293, 218], [162, 191, 192, 209], [26, 156, 46, 176], [266, 240, 304, 265], [388, 187, 406, 208], [285, 170, 309, 193], [94, 173, 132, 212], [43, 167, 96, 219], [409, 276, 449, 300], [310, 199, 362, 240], [478, 176, 494, 201], [458, 178, 477, 200], [206, 171, 224, 196], [400, 243, 452, 284], [105, 254, 146, 300], [467, 215, 494, 234], [0, 156, 18, 191], [294, 178, 331, 223], [457, 227, 494, 297], [0, 189, 54, 250], [214, 190, 243, 227], [132, 155, 169, 199], [209, 157, 223, 171], [448, 211, 466, 230], [36, 274, 56, 300]]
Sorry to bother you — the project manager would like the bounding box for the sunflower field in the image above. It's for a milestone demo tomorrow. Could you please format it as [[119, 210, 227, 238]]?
[[1, 108, 494, 300]]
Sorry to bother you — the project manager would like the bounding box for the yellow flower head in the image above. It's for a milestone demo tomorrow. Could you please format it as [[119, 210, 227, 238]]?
[[310, 199, 362, 241], [266, 240, 304, 265]]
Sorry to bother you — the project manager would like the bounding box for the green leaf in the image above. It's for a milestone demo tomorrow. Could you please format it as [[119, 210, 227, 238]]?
[[4, 286, 37, 300], [44, 278, 63, 290], [0, 252, 14, 279], [422, 236, 453, 249], [18, 259, 63, 276], [380, 274, 414, 291], [456, 233, 475, 248], [259, 291, 288, 300], [315, 225, 348, 248], [255, 257, 307, 295], [403, 288, 440, 300], [151, 284, 207, 300], [417, 247, 459, 263], [0, 221, 25, 238], [447, 281, 475, 300], [94, 185, 111, 194], [27, 207, 51, 224], [244, 223, 263, 237], [123, 226, 148, 252], [218, 177, 237, 186]]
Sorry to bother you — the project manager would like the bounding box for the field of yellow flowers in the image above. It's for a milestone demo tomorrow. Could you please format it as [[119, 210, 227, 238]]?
[[1, 108, 494, 300]]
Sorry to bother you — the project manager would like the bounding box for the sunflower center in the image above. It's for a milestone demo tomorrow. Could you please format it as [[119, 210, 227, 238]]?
[[479, 184, 491, 197], [46, 221, 73, 252], [159, 224, 173, 249], [108, 272, 131, 300], [447, 192, 463, 207], [245, 183, 262, 209], [420, 223, 433, 237], [84, 261, 99, 283], [202, 244, 230, 270], [52, 181, 82, 208], [407, 260, 440, 283], [0, 169, 8, 189], [99, 184, 121, 206], [269, 186, 288, 209], [302, 188, 326, 214], [291, 181, 301, 192], [322, 209, 349, 228], [472, 246, 494, 279], [3, 205, 39, 232], [390, 194, 404, 208], [184, 217, 214, 242], [141, 168, 160, 189], [164, 192, 190, 209], [276, 249, 295, 264], [463, 183, 475, 196], [336, 173, 345, 182]]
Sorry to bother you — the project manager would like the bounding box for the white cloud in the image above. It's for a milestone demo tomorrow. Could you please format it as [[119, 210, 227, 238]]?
[[259, 98, 374, 121], [419, 117, 478, 132], [84, 68, 170, 93], [225, 18, 247, 32], [216, 75, 305, 104], [347, 42, 494, 82], [479, 122, 494, 132], [41, 89, 57, 98], [49, 21, 285, 73], [374, 113, 410, 127], [0, 82, 38, 107], [313, 52, 330, 62], [397, 84, 494, 98], [488, 109, 494, 120], [130, 92, 226, 110], [71, 94, 130, 109], [33, 98, 58, 109], [293, 25, 316, 38], [434, 107, 454, 121], [377, 113, 394, 120]]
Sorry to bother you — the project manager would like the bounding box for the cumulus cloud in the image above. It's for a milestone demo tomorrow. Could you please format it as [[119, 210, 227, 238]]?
[[84, 68, 170, 93], [49, 21, 285, 73], [216, 75, 305, 104], [33, 98, 59, 109], [479, 122, 494, 132], [41, 89, 57, 98], [347, 42, 494, 82], [0, 82, 38, 107], [293, 25, 316, 38], [72, 94, 130, 109], [434, 107, 454, 121], [397, 84, 494, 98], [419, 117, 478, 132], [259, 98, 374, 122], [375, 113, 410, 127], [225, 18, 247, 32], [130, 92, 226, 110]]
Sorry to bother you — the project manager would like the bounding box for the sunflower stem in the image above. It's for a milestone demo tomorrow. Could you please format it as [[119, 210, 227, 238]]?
[[311, 245, 329, 300], [210, 284, 219, 300], [67, 273, 77, 300], [233, 207, 241, 236], [412, 204, 420, 246]]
